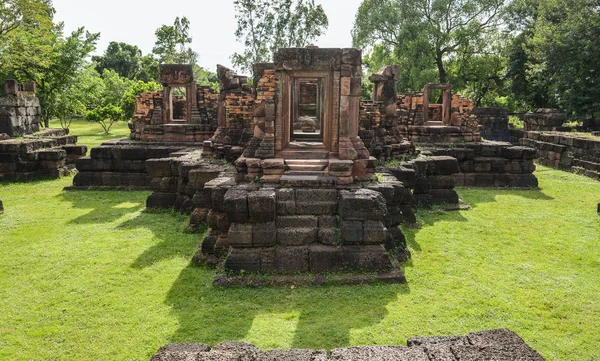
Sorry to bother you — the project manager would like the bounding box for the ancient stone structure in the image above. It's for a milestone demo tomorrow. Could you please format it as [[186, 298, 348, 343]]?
[[129, 65, 218, 142], [0, 80, 88, 182], [0, 129, 87, 182], [385, 156, 461, 207], [474, 107, 524, 143], [202, 65, 256, 162], [0, 80, 41, 137], [524, 108, 566, 131], [521, 131, 600, 180], [360, 66, 414, 159], [209, 48, 375, 185], [69, 140, 198, 189], [423, 142, 538, 188], [150, 328, 546, 361], [190, 48, 410, 284]]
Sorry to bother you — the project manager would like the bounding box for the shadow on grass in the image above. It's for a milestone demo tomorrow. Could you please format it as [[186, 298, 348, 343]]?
[[457, 187, 554, 210], [161, 264, 408, 349], [57, 190, 148, 225], [116, 206, 408, 349], [119, 210, 205, 269]]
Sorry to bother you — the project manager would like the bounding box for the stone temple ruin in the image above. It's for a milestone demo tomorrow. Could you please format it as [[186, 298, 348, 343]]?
[[0, 80, 87, 182], [59, 47, 546, 286]]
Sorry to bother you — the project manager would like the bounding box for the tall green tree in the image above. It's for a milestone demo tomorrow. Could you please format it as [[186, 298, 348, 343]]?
[[231, 0, 329, 74], [2, 19, 99, 126], [152, 16, 218, 88], [92, 41, 143, 80], [152, 16, 198, 64], [528, 0, 600, 118], [0, 0, 52, 40], [353, 0, 504, 86]]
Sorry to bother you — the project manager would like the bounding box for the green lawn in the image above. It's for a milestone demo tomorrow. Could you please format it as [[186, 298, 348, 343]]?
[[0, 167, 599, 360], [49, 118, 131, 154]]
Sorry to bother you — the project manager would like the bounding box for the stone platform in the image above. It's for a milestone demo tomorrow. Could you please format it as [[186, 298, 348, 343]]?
[[418, 141, 538, 188], [68, 139, 204, 190], [404, 125, 480, 143], [521, 131, 600, 180], [0, 128, 87, 182], [150, 328, 545, 361], [194, 180, 411, 285]]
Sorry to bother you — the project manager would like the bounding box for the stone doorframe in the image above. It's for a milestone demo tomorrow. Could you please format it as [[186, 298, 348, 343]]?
[[422, 83, 452, 125], [275, 70, 338, 153], [159, 64, 197, 124]]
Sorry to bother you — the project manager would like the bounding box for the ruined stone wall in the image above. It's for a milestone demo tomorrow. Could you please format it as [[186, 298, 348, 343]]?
[[150, 328, 546, 361], [197, 86, 219, 130], [473, 107, 526, 144], [0, 81, 42, 137], [423, 142, 538, 187], [132, 91, 162, 124], [70, 140, 192, 189], [358, 100, 414, 160], [202, 66, 255, 162], [359, 92, 479, 148], [130, 87, 219, 142], [0, 129, 86, 182], [194, 181, 409, 282], [524, 108, 566, 131], [385, 156, 461, 208], [520, 131, 600, 180]]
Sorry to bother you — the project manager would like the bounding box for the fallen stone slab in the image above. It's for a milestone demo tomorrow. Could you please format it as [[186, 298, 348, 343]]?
[[150, 329, 545, 361]]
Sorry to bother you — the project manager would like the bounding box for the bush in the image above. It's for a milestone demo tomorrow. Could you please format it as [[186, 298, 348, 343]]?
[[85, 105, 124, 134], [508, 115, 524, 130]]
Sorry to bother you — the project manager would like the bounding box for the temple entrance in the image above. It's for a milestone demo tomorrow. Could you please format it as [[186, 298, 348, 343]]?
[[171, 87, 187, 122], [291, 79, 323, 142]]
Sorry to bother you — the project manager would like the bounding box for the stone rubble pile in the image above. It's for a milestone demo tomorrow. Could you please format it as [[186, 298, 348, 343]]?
[[150, 329, 545, 361]]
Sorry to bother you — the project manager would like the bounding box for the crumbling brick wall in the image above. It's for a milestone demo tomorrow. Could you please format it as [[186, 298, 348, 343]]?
[[0, 80, 42, 137]]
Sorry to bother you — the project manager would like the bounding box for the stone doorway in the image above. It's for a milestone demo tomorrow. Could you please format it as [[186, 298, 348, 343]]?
[[291, 78, 323, 143]]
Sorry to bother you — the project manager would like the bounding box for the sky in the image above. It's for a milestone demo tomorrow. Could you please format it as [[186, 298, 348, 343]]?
[[52, 0, 364, 73]]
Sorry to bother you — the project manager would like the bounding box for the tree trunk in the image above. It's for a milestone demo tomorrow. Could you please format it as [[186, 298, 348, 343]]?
[[435, 50, 448, 84]]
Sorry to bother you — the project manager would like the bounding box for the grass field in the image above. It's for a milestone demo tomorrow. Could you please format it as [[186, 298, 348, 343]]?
[[49, 119, 131, 154], [0, 130, 599, 360]]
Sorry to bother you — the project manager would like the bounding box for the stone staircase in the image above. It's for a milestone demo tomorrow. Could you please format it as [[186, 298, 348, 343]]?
[[277, 142, 329, 159], [277, 142, 338, 185]]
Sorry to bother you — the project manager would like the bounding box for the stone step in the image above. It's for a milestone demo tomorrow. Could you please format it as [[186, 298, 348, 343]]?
[[285, 170, 327, 176], [278, 150, 329, 159], [279, 174, 337, 186], [285, 159, 329, 171]]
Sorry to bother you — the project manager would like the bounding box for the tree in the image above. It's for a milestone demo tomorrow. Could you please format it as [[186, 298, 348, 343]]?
[[0, 0, 52, 40], [528, 0, 600, 118], [92, 41, 143, 80], [153, 16, 198, 64], [152, 17, 218, 87], [353, 0, 504, 85], [85, 104, 124, 134], [0, 0, 55, 87], [138, 54, 159, 82], [231, 0, 329, 73], [54, 88, 86, 130]]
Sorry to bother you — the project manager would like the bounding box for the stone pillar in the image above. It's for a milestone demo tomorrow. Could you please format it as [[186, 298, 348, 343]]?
[[162, 86, 172, 124]]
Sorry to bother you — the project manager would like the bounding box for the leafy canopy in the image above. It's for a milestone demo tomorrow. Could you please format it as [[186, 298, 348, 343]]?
[[353, 0, 504, 88], [231, 0, 329, 74]]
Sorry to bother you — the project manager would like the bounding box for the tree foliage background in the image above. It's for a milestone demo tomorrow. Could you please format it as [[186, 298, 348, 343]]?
[[231, 0, 329, 74], [353, 0, 600, 118]]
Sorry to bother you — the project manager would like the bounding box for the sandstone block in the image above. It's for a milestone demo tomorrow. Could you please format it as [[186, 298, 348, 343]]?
[[248, 190, 276, 223]]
